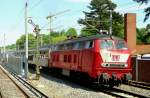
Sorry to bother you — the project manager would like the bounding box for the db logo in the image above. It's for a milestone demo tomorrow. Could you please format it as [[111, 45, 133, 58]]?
[[112, 55, 120, 61]]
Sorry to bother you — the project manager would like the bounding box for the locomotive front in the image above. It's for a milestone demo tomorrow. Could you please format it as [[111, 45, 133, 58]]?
[[95, 38, 132, 87]]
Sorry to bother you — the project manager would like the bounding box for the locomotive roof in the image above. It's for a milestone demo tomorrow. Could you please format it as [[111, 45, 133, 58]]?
[[55, 34, 124, 45]]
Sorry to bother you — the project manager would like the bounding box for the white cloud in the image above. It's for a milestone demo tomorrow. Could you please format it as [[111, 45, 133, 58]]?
[[66, 0, 91, 3]]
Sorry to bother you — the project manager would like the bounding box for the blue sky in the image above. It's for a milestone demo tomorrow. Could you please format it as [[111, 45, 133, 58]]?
[[0, 0, 149, 46]]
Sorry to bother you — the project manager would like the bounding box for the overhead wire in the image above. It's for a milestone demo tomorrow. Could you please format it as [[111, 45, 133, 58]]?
[[29, 0, 45, 12], [8, 0, 45, 33], [10, 0, 149, 36], [8, 7, 25, 32]]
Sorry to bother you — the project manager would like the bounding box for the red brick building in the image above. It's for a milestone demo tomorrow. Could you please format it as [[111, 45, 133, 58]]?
[[124, 13, 150, 82]]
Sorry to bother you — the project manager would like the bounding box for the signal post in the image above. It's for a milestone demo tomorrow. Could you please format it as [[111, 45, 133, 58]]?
[[28, 19, 41, 80]]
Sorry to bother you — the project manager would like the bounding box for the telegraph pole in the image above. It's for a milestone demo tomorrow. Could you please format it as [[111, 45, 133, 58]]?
[[25, 1, 28, 79], [4, 33, 5, 57]]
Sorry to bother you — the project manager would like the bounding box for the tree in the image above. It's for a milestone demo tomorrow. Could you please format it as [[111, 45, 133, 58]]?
[[66, 28, 77, 37], [137, 28, 147, 44], [133, 0, 150, 21], [78, 0, 124, 38], [6, 44, 16, 50], [52, 35, 67, 44], [80, 29, 95, 37], [41, 30, 68, 45], [16, 34, 36, 49], [42, 34, 49, 45], [137, 25, 150, 44]]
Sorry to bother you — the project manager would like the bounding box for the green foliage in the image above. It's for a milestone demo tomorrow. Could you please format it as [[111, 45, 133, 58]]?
[[42, 34, 49, 45], [16, 34, 36, 49], [14, 29, 70, 50], [42, 30, 68, 45], [52, 35, 67, 44], [137, 28, 146, 44], [78, 0, 124, 38], [80, 28, 97, 37], [66, 28, 77, 37], [6, 44, 16, 50], [137, 27, 150, 44]]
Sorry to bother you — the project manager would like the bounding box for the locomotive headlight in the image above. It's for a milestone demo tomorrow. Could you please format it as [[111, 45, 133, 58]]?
[[124, 64, 128, 67], [101, 63, 109, 67]]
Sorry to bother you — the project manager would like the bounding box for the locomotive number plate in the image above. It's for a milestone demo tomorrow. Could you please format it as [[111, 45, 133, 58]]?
[[112, 55, 120, 61]]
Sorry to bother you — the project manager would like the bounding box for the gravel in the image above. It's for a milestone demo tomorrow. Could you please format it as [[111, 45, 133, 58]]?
[[116, 84, 150, 98], [28, 73, 114, 98]]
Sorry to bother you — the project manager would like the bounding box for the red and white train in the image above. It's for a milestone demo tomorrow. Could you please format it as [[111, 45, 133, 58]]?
[[28, 34, 132, 87]]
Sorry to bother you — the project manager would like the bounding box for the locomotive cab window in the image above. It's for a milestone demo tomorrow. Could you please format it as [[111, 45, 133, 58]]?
[[100, 40, 113, 49]]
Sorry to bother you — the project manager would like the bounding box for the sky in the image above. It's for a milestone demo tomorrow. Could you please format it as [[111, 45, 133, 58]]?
[[0, 0, 149, 46]]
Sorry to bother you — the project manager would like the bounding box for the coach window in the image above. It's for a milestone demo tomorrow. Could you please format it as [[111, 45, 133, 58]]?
[[73, 42, 79, 50], [64, 44, 67, 50], [78, 42, 85, 49], [58, 45, 61, 50], [64, 55, 67, 62], [74, 55, 77, 63], [67, 43, 74, 50], [60, 45, 65, 50], [57, 55, 59, 61], [54, 45, 59, 50], [68, 55, 71, 63], [85, 41, 93, 48]]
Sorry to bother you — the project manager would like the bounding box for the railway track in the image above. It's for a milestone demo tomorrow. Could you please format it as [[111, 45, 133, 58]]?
[[0, 65, 49, 98], [11, 72, 49, 98], [38, 68, 150, 98], [86, 83, 149, 98], [111, 87, 148, 98], [127, 81, 150, 90], [0, 65, 29, 98]]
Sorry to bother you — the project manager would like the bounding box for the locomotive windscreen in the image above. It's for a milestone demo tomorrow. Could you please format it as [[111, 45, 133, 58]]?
[[115, 40, 128, 50], [100, 40, 113, 49], [100, 40, 128, 50]]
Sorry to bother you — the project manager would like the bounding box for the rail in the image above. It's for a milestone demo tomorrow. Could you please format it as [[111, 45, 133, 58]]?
[[0, 65, 29, 98], [1, 65, 50, 98], [127, 81, 150, 90], [112, 87, 148, 98], [10, 72, 50, 98]]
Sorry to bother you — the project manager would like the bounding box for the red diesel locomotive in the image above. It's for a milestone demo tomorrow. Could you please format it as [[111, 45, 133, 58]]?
[[49, 34, 132, 87]]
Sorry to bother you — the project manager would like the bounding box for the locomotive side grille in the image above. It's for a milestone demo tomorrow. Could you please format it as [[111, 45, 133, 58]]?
[[109, 64, 125, 68], [102, 63, 127, 68]]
